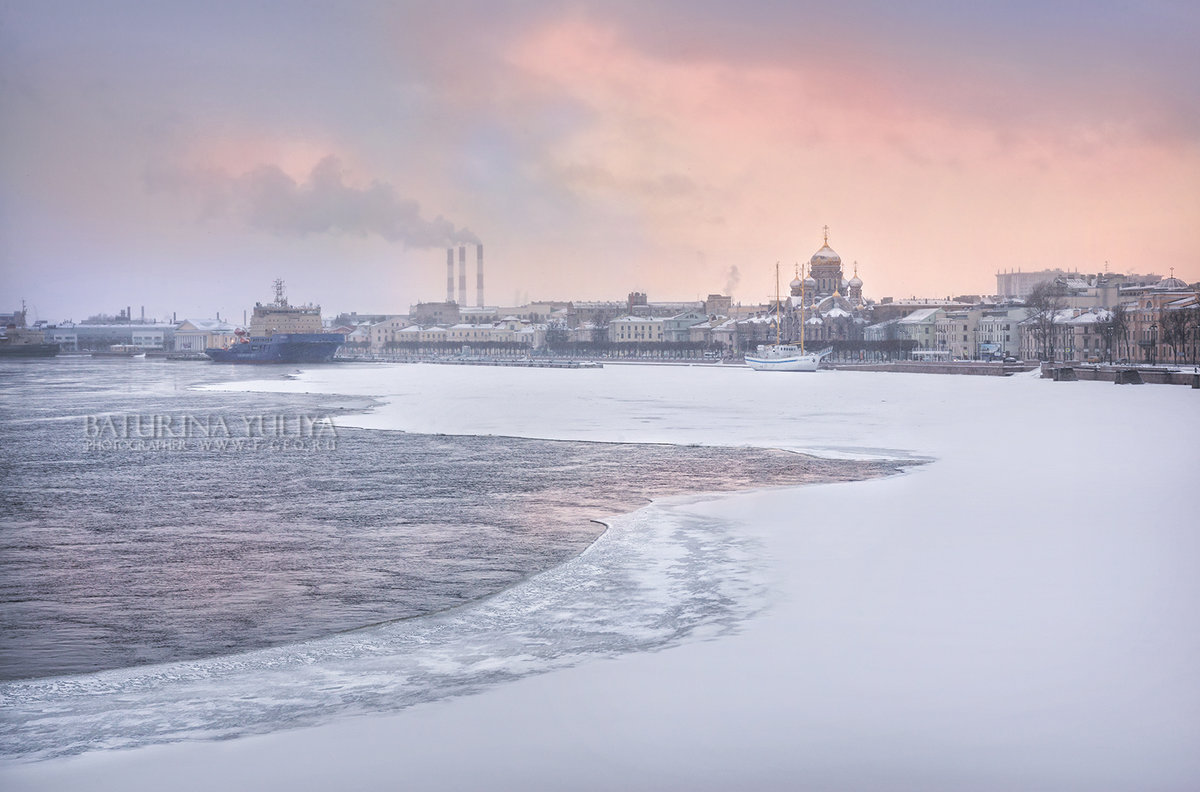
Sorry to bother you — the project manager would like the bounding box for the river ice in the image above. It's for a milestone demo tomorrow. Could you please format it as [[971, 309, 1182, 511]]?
[[2, 362, 1198, 790]]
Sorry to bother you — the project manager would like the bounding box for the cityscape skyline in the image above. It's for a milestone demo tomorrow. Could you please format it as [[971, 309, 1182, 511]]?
[[3, 1, 1198, 323]]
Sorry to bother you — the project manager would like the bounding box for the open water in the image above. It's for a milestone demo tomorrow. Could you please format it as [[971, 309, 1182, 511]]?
[[0, 358, 893, 683]]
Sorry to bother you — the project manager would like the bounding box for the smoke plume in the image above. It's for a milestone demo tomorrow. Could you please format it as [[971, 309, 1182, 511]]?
[[724, 265, 740, 295], [147, 155, 478, 246]]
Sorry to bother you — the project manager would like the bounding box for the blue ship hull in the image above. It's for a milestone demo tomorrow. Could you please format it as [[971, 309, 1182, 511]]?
[[205, 334, 343, 364]]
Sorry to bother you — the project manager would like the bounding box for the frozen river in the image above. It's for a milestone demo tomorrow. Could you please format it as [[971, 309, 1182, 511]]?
[[2, 361, 1198, 790]]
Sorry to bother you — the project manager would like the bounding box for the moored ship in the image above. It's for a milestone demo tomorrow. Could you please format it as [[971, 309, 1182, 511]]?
[[745, 343, 829, 372], [1, 305, 59, 358], [745, 263, 830, 372], [205, 280, 343, 364]]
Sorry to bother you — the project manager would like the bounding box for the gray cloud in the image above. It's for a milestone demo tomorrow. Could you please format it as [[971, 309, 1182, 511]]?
[[148, 156, 479, 246]]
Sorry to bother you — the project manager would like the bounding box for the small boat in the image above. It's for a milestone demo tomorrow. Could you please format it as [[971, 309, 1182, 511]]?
[[91, 344, 145, 358], [746, 262, 829, 372]]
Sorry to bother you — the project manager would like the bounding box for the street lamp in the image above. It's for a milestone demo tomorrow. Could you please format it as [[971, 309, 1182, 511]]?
[[1149, 323, 1158, 366]]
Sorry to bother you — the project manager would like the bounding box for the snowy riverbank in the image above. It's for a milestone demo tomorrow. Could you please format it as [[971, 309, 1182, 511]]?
[[4, 364, 1198, 790]]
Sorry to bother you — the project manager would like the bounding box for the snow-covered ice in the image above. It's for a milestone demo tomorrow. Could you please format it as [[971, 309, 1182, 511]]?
[[2, 363, 1198, 791]]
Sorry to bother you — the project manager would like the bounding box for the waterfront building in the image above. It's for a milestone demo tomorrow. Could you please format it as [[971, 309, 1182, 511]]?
[[174, 319, 235, 353], [410, 302, 461, 326], [570, 301, 626, 328], [976, 307, 1029, 360], [369, 316, 414, 353], [45, 322, 171, 351], [419, 326, 449, 344], [1121, 277, 1200, 364], [447, 324, 495, 344], [44, 327, 78, 352], [896, 308, 944, 351], [608, 316, 665, 343], [704, 294, 733, 316], [661, 311, 709, 343], [870, 298, 971, 324]]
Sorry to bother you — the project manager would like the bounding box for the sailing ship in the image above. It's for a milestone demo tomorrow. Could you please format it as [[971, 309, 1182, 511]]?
[[745, 262, 830, 372]]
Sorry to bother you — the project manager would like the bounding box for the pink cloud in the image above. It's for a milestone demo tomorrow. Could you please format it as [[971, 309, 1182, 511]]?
[[498, 16, 1199, 299]]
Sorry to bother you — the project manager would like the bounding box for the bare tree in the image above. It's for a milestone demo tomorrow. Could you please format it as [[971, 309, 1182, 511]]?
[[1162, 306, 1192, 364], [544, 319, 569, 351], [1025, 281, 1066, 361], [591, 310, 612, 345], [1098, 303, 1129, 364], [1190, 305, 1200, 365]]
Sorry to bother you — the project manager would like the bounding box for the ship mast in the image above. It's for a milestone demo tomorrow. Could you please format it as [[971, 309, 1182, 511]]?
[[798, 262, 806, 354], [774, 262, 781, 346]]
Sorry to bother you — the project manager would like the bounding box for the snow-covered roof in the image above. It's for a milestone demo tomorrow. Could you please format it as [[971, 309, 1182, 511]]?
[[899, 308, 942, 323], [178, 319, 234, 332], [369, 316, 409, 328], [824, 307, 851, 319], [610, 316, 664, 324]]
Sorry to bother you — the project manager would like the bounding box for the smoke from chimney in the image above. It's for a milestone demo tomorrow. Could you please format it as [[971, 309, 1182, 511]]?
[[458, 245, 467, 306], [476, 244, 484, 307], [446, 248, 455, 303], [724, 265, 741, 295]]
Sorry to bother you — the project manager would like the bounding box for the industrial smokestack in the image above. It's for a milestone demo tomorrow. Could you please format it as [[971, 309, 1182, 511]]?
[[458, 245, 467, 306], [446, 248, 455, 303], [476, 244, 484, 308]]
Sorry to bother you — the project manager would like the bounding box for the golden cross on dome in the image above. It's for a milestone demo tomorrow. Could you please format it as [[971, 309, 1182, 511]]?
[[822, 225, 830, 245]]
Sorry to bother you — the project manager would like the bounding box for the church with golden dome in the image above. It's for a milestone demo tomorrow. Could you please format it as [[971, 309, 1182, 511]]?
[[784, 227, 871, 343]]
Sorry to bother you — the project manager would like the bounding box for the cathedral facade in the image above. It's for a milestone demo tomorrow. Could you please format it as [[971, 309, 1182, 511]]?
[[783, 229, 871, 344]]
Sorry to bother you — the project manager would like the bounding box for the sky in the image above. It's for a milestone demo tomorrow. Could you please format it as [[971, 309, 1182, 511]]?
[[2, 0, 1198, 323]]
